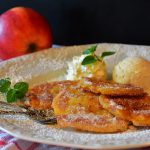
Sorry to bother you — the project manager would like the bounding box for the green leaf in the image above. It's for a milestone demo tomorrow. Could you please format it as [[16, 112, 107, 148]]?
[[6, 89, 17, 103], [15, 90, 25, 99], [81, 55, 97, 65], [0, 79, 11, 93], [82, 45, 97, 55], [101, 51, 116, 58], [14, 82, 29, 98]]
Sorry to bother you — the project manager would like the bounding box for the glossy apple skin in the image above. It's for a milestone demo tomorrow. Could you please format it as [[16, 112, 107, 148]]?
[[0, 7, 53, 59]]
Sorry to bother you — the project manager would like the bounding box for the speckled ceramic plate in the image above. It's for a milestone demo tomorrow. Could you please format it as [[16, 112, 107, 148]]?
[[1, 43, 150, 149]]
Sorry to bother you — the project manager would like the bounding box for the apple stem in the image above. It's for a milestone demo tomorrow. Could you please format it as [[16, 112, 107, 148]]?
[[27, 43, 37, 53]]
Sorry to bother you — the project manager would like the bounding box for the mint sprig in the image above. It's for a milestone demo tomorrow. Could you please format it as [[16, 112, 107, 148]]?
[[82, 45, 115, 65], [0, 78, 29, 103]]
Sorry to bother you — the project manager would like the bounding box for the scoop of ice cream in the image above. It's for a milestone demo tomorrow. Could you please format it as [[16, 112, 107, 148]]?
[[113, 57, 150, 95]]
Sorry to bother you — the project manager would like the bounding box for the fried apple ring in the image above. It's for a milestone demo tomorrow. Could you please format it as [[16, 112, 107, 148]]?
[[52, 86, 129, 133], [80, 77, 144, 96], [99, 95, 150, 126], [57, 113, 129, 133], [52, 86, 109, 116], [25, 80, 79, 110]]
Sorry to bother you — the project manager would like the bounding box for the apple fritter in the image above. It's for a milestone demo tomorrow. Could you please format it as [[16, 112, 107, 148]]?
[[52, 87, 129, 132], [25, 80, 79, 110], [57, 114, 129, 133], [52, 86, 109, 116], [99, 95, 150, 126], [80, 77, 144, 96]]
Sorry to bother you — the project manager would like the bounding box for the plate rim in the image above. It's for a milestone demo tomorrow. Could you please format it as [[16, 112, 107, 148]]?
[[1, 43, 150, 149], [1, 124, 150, 150]]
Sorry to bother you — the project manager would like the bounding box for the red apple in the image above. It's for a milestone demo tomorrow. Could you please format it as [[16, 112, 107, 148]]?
[[0, 7, 53, 59]]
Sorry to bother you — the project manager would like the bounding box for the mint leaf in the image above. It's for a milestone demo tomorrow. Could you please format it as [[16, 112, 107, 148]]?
[[82, 45, 97, 55], [6, 89, 17, 103], [101, 51, 115, 58], [15, 92, 25, 99], [82, 55, 97, 65], [14, 82, 29, 99], [0, 79, 11, 93], [14, 82, 29, 93]]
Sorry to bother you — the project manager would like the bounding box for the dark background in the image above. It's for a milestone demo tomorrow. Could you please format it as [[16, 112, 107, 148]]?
[[1, 0, 150, 45]]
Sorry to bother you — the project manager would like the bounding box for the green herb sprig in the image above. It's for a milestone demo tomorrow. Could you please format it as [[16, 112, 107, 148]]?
[[0, 78, 29, 103], [81, 45, 115, 65]]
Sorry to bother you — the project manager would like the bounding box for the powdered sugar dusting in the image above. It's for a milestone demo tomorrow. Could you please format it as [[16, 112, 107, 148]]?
[[59, 113, 122, 127], [63, 113, 105, 123], [110, 100, 124, 110], [0, 114, 150, 149]]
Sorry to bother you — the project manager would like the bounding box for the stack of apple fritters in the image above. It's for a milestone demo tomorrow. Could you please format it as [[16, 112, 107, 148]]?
[[26, 77, 150, 133]]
